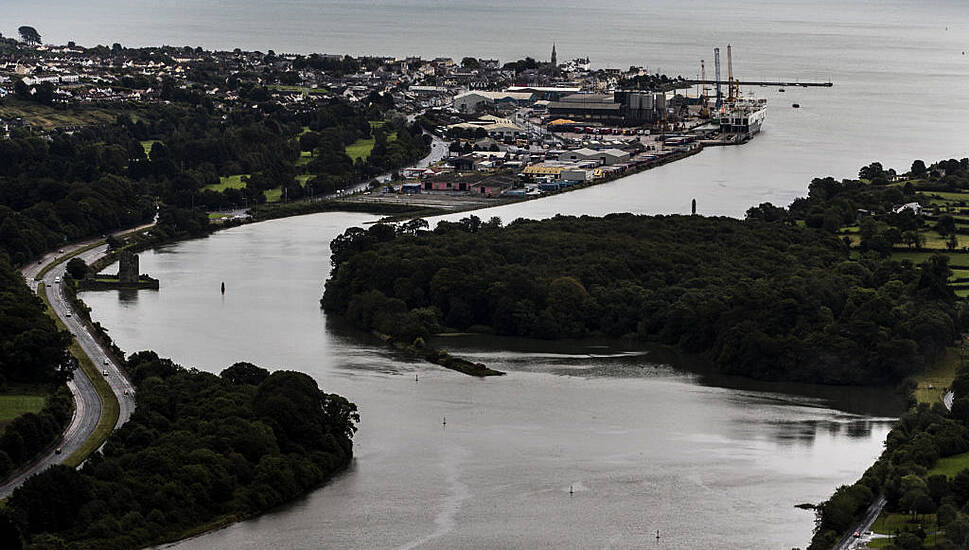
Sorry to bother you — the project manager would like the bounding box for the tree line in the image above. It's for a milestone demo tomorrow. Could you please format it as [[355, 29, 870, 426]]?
[[809, 362, 969, 549]]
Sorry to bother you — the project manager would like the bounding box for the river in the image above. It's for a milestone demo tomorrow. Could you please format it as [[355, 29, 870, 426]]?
[[23, 0, 967, 546], [82, 213, 902, 549]]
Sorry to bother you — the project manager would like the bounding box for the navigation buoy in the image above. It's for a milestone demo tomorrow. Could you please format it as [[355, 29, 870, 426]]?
[[656, 529, 660, 539], [569, 485, 574, 495], [442, 416, 447, 426], [415, 374, 419, 382], [221, 281, 225, 294]]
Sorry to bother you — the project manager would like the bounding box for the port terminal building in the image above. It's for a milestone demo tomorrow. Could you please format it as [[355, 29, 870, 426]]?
[[547, 91, 669, 125]]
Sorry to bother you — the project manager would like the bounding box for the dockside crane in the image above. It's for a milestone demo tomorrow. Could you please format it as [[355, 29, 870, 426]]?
[[727, 44, 737, 102], [700, 59, 709, 117], [714, 47, 722, 109]]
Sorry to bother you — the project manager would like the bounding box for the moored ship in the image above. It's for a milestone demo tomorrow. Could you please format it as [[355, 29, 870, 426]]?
[[717, 98, 767, 138]]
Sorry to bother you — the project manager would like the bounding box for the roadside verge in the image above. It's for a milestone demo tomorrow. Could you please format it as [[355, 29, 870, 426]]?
[[38, 282, 118, 466]]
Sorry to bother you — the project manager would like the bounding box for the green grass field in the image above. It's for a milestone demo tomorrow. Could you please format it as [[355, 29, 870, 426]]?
[[269, 84, 328, 95], [869, 512, 939, 547], [0, 98, 121, 129], [888, 250, 969, 268], [345, 137, 376, 161], [345, 131, 397, 162], [264, 188, 282, 203], [914, 347, 962, 405], [929, 451, 969, 478], [920, 231, 969, 250], [0, 394, 46, 427], [924, 191, 969, 202], [296, 150, 313, 166], [202, 174, 249, 192], [140, 140, 161, 159]]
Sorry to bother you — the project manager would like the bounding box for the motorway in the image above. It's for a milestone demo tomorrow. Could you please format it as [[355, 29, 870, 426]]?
[[0, 235, 140, 498]]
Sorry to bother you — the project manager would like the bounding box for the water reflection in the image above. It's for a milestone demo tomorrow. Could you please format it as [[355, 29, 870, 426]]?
[[78, 214, 901, 550], [429, 333, 906, 418], [117, 289, 139, 303]]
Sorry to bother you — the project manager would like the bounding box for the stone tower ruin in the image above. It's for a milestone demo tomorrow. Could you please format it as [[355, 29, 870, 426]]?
[[118, 250, 139, 284]]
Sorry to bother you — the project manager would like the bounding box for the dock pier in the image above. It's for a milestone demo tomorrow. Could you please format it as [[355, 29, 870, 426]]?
[[684, 79, 833, 88]]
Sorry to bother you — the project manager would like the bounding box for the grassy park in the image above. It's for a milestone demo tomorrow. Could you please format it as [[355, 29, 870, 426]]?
[[202, 174, 249, 192]]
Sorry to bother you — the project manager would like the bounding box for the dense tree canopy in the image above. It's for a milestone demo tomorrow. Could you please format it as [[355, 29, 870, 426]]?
[[0, 257, 74, 388], [17, 26, 40, 45], [324, 214, 963, 384], [2, 353, 357, 549]]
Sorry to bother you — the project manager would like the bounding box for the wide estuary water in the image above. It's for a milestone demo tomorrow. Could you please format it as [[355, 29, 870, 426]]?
[[18, 0, 968, 546], [83, 213, 902, 549]]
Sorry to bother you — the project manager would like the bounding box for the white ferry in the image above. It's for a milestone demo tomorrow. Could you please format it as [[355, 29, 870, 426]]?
[[717, 98, 767, 137]]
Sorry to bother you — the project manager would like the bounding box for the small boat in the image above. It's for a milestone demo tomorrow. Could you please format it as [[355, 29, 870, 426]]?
[[792, 103, 800, 109], [778, 88, 786, 92]]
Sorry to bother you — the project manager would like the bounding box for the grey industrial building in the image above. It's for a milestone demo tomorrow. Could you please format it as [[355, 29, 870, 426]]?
[[547, 91, 668, 125]]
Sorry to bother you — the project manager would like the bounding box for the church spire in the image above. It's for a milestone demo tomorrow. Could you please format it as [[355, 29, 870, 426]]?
[[551, 42, 557, 67]]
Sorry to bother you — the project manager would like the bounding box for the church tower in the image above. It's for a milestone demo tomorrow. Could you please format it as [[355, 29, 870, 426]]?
[[551, 43, 557, 67]]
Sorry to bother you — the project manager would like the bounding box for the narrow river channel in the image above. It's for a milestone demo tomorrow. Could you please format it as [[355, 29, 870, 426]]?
[[81, 212, 902, 549]]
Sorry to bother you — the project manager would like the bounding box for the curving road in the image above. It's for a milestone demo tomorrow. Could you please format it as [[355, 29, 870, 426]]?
[[0, 232, 142, 498]]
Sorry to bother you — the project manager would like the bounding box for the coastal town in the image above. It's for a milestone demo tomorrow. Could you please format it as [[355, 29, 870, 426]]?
[[0, 32, 771, 210]]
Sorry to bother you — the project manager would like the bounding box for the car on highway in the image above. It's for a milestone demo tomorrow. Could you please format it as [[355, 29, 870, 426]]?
[[65, 312, 72, 318], [103, 359, 109, 365], [55, 447, 62, 454], [102, 369, 109, 376], [54, 277, 60, 283]]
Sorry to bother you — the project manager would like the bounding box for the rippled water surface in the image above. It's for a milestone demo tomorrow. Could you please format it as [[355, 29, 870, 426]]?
[[33, 0, 969, 545], [82, 214, 902, 549]]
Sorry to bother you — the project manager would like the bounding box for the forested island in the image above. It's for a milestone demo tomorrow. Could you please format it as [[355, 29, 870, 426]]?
[[322, 212, 961, 385], [0, 353, 358, 549]]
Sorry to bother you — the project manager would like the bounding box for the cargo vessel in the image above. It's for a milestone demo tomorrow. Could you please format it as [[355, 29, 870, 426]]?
[[717, 98, 767, 138]]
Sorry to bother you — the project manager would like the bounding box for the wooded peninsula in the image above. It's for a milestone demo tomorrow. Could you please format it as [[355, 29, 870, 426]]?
[[322, 210, 961, 386], [0, 354, 358, 549]]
